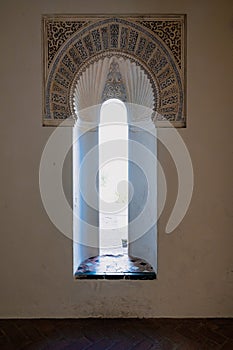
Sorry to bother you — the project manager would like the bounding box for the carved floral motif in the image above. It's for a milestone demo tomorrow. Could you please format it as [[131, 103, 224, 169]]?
[[46, 20, 88, 67], [136, 20, 183, 68], [102, 61, 127, 102]]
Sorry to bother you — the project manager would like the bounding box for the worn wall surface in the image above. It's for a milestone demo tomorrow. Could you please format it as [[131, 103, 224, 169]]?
[[0, 0, 232, 317]]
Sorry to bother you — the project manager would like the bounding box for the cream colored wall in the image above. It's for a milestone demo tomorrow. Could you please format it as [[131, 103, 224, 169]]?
[[0, 0, 232, 317]]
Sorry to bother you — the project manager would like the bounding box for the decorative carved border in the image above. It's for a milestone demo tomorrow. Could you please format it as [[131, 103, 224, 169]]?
[[42, 15, 186, 127]]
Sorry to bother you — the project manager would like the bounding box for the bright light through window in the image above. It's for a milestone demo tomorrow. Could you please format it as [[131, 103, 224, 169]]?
[[99, 99, 128, 256]]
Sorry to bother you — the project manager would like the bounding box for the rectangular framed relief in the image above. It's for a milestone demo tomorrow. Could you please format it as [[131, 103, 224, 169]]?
[[42, 15, 186, 127]]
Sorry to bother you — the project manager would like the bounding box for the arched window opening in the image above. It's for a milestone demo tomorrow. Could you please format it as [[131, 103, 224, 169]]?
[[73, 59, 157, 280], [74, 100, 157, 279], [99, 99, 128, 256]]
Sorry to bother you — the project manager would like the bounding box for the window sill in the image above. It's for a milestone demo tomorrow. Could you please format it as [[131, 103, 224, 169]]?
[[75, 272, 156, 280], [75, 254, 156, 280]]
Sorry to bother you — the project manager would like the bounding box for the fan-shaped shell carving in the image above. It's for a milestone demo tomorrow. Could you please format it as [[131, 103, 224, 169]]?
[[73, 56, 155, 123]]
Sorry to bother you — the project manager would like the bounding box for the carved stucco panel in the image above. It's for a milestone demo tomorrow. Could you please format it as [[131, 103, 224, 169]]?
[[42, 15, 186, 127]]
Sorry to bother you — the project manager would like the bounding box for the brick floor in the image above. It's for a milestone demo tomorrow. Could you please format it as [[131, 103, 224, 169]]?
[[0, 318, 232, 349]]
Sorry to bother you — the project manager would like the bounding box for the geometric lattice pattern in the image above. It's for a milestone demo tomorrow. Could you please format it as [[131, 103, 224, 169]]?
[[42, 15, 186, 127]]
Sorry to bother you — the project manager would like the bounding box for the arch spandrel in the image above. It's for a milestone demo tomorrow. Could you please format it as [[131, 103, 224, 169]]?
[[43, 15, 186, 127]]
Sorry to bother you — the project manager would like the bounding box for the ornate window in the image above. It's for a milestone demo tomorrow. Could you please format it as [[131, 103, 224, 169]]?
[[42, 14, 186, 279]]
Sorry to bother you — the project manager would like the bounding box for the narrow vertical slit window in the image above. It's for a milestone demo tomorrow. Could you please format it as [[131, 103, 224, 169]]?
[[99, 99, 128, 256]]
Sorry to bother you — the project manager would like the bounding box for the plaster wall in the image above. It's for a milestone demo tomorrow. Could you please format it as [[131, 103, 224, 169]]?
[[0, 0, 232, 317]]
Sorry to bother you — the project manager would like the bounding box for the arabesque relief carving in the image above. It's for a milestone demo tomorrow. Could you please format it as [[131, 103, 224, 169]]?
[[42, 15, 186, 127]]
